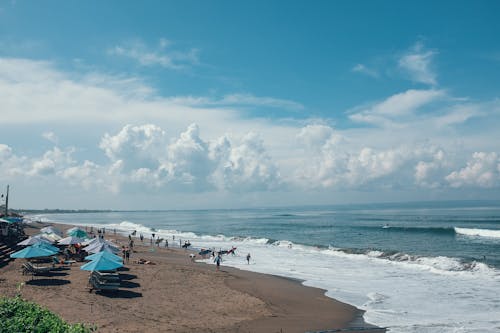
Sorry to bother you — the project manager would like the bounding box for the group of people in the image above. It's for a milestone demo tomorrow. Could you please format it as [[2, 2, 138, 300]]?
[[121, 246, 131, 263], [209, 248, 251, 271], [137, 233, 172, 248], [63, 244, 85, 261], [87, 226, 116, 240], [127, 229, 254, 270]]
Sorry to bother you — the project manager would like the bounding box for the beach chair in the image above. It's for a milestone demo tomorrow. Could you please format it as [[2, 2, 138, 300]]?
[[88, 272, 120, 292], [22, 262, 33, 275], [22, 262, 52, 277], [93, 271, 120, 282], [31, 263, 52, 274]]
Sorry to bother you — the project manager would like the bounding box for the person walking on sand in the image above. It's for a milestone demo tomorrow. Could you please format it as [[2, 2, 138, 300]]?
[[165, 239, 168, 248], [125, 247, 130, 263], [246, 253, 251, 264], [214, 253, 222, 271]]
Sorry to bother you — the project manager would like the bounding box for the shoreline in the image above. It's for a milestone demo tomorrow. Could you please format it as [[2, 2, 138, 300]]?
[[1, 221, 385, 332]]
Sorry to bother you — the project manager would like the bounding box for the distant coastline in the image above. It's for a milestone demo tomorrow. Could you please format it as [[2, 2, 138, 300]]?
[[15, 199, 500, 214]]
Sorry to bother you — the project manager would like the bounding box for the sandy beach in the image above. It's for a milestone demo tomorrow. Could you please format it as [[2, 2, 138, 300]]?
[[0, 222, 385, 333]]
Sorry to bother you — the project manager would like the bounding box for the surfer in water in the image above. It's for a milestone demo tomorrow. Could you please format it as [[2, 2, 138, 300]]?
[[246, 253, 251, 264]]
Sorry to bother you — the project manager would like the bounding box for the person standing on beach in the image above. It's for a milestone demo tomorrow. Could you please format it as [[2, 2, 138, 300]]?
[[125, 247, 130, 263], [214, 253, 222, 271], [165, 239, 168, 248], [246, 253, 251, 264]]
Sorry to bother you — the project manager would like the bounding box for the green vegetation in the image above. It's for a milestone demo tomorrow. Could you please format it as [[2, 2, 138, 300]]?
[[0, 297, 94, 333]]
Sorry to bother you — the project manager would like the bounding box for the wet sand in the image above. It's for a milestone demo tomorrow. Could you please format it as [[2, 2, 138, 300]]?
[[0, 222, 385, 333]]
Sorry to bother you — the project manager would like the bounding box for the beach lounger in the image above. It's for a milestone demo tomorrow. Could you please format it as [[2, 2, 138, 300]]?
[[21, 263, 32, 275], [88, 272, 120, 292], [22, 262, 52, 276], [88, 275, 120, 292], [93, 271, 120, 282]]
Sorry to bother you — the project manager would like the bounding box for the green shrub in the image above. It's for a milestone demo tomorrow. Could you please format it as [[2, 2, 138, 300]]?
[[0, 297, 94, 333]]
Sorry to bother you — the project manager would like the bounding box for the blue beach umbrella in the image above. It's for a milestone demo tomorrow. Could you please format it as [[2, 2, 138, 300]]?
[[32, 242, 60, 253], [10, 245, 58, 259], [85, 251, 122, 263], [80, 256, 123, 271], [67, 229, 88, 238], [0, 217, 23, 224]]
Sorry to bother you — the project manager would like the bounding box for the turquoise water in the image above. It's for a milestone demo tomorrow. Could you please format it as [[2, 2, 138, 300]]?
[[36, 202, 500, 268]]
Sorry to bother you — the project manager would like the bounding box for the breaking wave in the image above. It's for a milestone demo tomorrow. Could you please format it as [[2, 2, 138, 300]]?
[[454, 227, 500, 239]]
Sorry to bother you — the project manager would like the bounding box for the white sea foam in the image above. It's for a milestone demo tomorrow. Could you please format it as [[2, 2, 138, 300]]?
[[30, 215, 500, 332], [455, 227, 500, 239]]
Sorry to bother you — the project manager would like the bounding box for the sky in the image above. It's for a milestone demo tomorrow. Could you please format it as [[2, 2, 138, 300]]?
[[1, 1, 500, 210]]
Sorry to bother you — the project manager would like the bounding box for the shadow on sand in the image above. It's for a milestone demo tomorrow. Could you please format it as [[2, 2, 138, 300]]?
[[118, 273, 137, 280], [120, 280, 140, 289], [97, 290, 142, 298], [40, 271, 70, 277], [27, 278, 71, 286]]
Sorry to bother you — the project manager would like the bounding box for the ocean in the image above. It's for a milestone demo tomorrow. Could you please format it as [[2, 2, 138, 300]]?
[[29, 201, 500, 333]]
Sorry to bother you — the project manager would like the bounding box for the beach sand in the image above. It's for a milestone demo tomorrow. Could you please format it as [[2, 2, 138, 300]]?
[[0, 222, 385, 333]]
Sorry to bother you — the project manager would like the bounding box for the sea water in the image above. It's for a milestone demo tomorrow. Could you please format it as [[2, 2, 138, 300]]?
[[29, 202, 500, 333]]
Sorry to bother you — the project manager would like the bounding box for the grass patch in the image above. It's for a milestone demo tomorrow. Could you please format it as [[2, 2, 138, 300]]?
[[0, 296, 95, 332]]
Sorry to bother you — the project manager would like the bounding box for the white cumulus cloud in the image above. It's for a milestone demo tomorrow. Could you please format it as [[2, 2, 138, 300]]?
[[446, 152, 500, 188], [100, 124, 167, 171]]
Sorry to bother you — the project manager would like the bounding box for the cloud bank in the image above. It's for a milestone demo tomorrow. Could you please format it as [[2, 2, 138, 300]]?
[[1, 53, 500, 208]]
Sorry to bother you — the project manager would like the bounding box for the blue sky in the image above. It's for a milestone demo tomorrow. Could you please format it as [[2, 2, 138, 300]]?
[[0, 1, 499, 209]]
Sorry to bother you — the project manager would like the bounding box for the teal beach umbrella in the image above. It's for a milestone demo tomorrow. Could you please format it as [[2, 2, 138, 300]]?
[[80, 256, 123, 271], [10, 245, 58, 258], [85, 251, 122, 263], [68, 229, 88, 238], [32, 242, 60, 253]]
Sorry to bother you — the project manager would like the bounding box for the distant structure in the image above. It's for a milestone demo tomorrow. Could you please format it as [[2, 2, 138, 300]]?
[[0, 185, 25, 242], [2, 184, 9, 216], [0, 184, 22, 219]]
